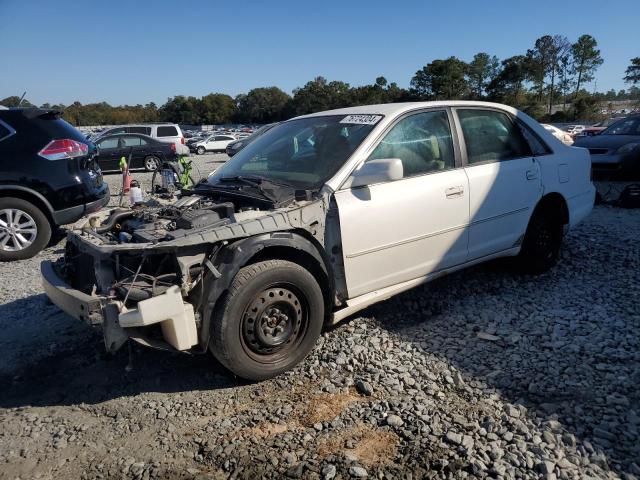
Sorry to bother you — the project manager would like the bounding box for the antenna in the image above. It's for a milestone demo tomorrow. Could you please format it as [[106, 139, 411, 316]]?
[[17, 92, 27, 107]]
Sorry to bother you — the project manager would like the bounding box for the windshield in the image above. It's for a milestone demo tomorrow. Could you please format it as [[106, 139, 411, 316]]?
[[208, 115, 381, 189], [602, 117, 640, 136]]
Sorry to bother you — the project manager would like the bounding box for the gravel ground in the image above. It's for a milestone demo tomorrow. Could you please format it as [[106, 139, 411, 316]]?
[[0, 169, 638, 479]]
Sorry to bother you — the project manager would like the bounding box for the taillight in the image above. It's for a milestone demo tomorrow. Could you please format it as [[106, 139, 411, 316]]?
[[181, 137, 185, 144], [38, 139, 88, 160], [170, 143, 176, 153]]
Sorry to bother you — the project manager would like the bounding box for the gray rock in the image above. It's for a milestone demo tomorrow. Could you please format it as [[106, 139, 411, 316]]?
[[386, 414, 404, 427], [355, 379, 373, 396], [322, 464, 337, 480], [349, 466, 368, 478]]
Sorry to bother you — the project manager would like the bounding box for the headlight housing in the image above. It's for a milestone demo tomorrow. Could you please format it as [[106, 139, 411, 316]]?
[[616, 142, 640, 154]]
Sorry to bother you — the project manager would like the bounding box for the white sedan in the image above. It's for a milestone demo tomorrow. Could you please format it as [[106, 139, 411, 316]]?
[[44, 101, 595, 380], [192, 134, 237, 154]]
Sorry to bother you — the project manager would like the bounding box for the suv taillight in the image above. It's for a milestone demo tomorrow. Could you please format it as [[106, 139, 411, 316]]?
[[170, 143, 176, 153], [181, 137, 185, 144], [38, 139, 88, 160]]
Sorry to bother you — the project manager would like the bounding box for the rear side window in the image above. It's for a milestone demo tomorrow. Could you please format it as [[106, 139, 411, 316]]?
[[129, 126, 151, 135], [519, 122, 552, 156], [458, 109, 532, 164], [369, 110, 456, 178], [157, 126, 178, 137], [122, 136, 142, 147], [34, 117, 87, 142]]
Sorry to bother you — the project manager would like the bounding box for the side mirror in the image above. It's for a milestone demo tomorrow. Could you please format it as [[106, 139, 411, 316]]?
[[350, 158, 403, 188]]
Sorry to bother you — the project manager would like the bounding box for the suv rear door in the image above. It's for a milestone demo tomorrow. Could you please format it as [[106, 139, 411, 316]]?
[[335, 109, 470, 298], [453, 108, 542, 260]]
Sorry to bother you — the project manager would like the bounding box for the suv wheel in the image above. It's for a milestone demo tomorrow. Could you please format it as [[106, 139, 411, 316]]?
[[515, 206, 563, 274], [0, 198, 52, 261], [144, 155, 161, 171], [197, 146, 206, 155], [210, 260, 324, 380]]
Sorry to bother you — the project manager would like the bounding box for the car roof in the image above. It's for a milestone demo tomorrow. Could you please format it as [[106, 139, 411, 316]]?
[[294, 101, 521, 120], [98, 133, 156, 140]]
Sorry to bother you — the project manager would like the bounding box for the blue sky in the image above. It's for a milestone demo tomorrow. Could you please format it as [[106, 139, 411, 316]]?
[[0, 0, 637, 106]]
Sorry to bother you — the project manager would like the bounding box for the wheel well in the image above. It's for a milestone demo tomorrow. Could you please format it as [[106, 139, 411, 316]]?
[[0, 189, 53, 225], [536, 192, 569, 225], [245, 246, 334, 313]]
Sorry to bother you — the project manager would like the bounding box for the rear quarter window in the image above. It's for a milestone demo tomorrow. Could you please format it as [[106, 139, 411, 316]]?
[[129, 126, 152, 135], [157, 126, 178, 137]]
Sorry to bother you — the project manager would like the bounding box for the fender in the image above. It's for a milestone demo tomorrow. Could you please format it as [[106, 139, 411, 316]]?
[[0, 185, 55, 215], [198, 231, 334, 351]]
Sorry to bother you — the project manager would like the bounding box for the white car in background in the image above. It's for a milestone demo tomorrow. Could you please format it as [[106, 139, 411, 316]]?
[[192, 134, 237, 154], [542, 124, 574, 145]]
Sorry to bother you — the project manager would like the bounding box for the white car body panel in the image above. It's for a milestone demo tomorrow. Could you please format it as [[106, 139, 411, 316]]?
[[305, 101, 595, 300], [464, 158, 542, 259], [335, 168, 469, 298]]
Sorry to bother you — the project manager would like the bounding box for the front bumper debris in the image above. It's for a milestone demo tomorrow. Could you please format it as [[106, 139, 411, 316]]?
[[41, 261, 198, 352], [41, 260, 104, 325]]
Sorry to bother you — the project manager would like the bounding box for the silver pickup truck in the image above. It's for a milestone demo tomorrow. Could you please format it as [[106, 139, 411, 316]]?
[[42, 101, 595, 380]]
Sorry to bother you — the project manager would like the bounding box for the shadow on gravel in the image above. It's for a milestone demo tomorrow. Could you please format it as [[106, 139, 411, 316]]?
[[366, 241, 639, 477], [0, 319, 235, 409]]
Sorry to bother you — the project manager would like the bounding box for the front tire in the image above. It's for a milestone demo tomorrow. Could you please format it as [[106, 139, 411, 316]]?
[[210, 260, 324, 381], [515, 206, 563, 274], [0, 198, 52, 261]]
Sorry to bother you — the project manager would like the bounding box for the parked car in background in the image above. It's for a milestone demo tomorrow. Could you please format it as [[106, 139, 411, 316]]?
[[574, 115, 640, 180], [93, 123, 189, 155], [579, 117, 624, 137], [565, 125, 586, 138], [94, 133, 178, 172], [191, 134, 237, 154], [0, 108, 109, 261], [226, 123, 278, 157], [542, 124, 574, 145], [42, 101, 594, 380]]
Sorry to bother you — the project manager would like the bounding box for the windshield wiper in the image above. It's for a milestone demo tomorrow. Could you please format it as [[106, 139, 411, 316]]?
[[219, 175, 295, 188]]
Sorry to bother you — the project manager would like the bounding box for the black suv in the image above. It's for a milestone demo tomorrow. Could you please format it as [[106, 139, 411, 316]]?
[[0, 108, 109, 261]]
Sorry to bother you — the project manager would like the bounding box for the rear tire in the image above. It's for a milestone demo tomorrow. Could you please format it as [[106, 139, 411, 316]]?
[[515, 206, 563, 274], [210, 260, 324, 381], [0, 198, 51, 261]]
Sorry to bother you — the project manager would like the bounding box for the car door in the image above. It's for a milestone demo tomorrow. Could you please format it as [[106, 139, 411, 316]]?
[[453, 108, 542, 260], [334, 109, 470, 298], [95, 137, 121, 171], [120, 136, 144, 168]]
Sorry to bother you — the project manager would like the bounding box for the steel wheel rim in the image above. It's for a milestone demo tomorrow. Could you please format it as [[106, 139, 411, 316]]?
[[0, 209, 38, 251], [240, 284, 308, 363]]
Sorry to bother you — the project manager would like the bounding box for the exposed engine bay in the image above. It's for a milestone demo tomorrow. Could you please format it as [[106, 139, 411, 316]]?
[[83, 194, 275, 246]]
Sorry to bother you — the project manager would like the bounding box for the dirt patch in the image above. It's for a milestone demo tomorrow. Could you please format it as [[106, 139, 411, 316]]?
[[250, 421, 291, 438], [316, 424, 399, 466], [297, 388, 362, 426]]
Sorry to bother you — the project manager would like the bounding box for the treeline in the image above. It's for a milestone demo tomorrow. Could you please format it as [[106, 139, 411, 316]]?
[[3, 36, 639, 125]]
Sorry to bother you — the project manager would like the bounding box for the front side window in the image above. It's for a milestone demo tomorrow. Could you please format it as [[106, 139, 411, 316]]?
[[368, 110, 455, 177], [208, 115, 379, 189], [157, 126, 178, 137], [458, 109, 532, 164], [98, 137, 119, 149]]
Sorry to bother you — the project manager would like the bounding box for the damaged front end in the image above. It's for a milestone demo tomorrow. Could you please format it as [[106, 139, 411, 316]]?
[[42, 187, 332, 355]]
